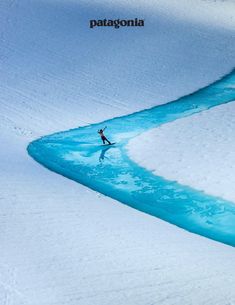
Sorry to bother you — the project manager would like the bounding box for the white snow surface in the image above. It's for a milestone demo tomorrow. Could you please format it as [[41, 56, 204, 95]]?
[[83, 0, 235, 30], [1, 0, 235, 305], [128, 101, 235, 203]]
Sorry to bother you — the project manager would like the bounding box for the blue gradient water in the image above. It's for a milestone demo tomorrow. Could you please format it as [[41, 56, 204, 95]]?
[[28, 70, 235, 246]]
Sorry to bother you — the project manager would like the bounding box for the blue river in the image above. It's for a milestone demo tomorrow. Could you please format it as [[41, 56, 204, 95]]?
[[28, 70, 235, 247]]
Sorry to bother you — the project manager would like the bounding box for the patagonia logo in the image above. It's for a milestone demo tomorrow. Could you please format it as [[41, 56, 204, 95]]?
[[89, 18, 145, 29]]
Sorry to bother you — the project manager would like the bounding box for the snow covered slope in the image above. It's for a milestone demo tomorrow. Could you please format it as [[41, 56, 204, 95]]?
[[2, 129, 235, 305], [1, 0, 235, 138], [89, 0, 235, 30], [1, 0, 235, 305], [128, 101, 235, 203]]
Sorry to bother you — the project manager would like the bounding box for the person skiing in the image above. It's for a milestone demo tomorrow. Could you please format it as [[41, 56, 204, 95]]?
[[98, 126, 111, 145]]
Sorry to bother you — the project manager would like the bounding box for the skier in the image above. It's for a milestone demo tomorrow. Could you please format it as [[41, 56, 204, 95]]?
[[98, 126, 111, 145]]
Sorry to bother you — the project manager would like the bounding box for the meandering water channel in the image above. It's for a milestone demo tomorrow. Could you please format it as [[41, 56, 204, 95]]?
[[28, 70, 235, 247]]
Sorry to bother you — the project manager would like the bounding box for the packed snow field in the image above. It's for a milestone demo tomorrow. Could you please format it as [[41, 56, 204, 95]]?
[[1, 0, 235, 305], [128, 101, 235, 203]]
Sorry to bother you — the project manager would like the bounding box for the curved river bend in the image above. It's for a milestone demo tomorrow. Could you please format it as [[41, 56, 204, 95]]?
[[28, 70, 235, 247]]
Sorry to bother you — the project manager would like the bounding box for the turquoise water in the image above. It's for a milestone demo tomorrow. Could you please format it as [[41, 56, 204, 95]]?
[[28, 70, 235, 247]]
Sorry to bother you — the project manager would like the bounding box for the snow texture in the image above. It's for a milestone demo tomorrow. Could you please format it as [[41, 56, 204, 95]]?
[[0, 0, 235, 305], [128, 101, 235, 203]]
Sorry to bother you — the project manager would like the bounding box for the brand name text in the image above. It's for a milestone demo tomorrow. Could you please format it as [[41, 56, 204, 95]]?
[[89, 18, 145, 29]]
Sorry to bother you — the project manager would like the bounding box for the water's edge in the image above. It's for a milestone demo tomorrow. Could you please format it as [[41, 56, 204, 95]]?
[[28, 70, 235, 247]]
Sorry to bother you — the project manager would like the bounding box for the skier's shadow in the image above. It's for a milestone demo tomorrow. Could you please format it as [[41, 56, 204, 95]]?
[[99, 146, 113, 163]]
